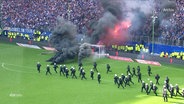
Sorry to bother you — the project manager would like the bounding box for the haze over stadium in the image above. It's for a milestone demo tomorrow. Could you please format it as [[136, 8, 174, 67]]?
[[0, 0, 184, 104]]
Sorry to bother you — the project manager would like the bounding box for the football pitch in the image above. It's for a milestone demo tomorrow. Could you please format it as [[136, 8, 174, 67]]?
[[0, 42, 184, 104]]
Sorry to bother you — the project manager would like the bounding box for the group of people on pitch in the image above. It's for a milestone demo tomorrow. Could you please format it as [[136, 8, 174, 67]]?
[[37, 62, 184, 102]]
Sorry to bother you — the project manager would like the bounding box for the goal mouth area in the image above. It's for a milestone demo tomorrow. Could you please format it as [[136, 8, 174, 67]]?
[[90, 44, 109, 58]]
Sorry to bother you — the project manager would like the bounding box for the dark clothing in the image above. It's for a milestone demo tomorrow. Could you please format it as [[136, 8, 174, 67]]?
[[127, 65, 132, 75], [65, 69, 69, 78], [153, 85, 158, 96], [163, 89, 168, 102], [165, 77, 169, 84], [169, 86, 175, 98], [147, 66, 152, 76], [114, 76, 119, 85], [70, 68, 73, 76], [141, 82, 146, 92], [176, 85, 182, 96], [155, 74, 160, 85], [63, 66, 66, 73], [137, 72, 142, 83], [132, 68, 136, 77], [145, 84, 149, 95], [79, 68, 83, 77], [165, 82, 169, 91], [71, 68, 77, 79], [118, 78, 124, 88], [81, 71, 87, 80], [97, 74, 101, 84], [93, 62, 98, 72], [59, 66, 65, 76], [149, 82, 153, 93], [46, 66, 52, 75], [121, 74, 125, 84], [53, 64, 58, 73], [37, 63, 41, 73], [125, 77, 130, 87], [137, 66, 140, 75], [128, 75, 134, 85], [106, 64, 111, 74], [90, 70, 94, 80]]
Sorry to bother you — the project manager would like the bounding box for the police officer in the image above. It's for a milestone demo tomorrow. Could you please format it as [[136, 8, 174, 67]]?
[[147, 65, 152, 76], [65, 68, 69, 78], [114, 74, 119, 85], [126, 65, 132, 75], [137, 65, 140, 75], [71, 67, 77, 79], [132, 67, 136, 77], [121, 73, 125, 84], [59, 65, 65, 76], [169, 84, 175, 98], [37, 62, 41, 73], [124, 76, 130, 87], [53, 63, 58, 73], [149, 81, 153, 93], [141, 81, 145, 92], [79, 67, 83, 77], [145, 83, 149, 95], [164, 81, 169, 91], [175, 84, 182, 96], [118, 77, 124, 89], [155, 74, 160, 85], [90, 69, 94, 80], [137, 72, 142, 83], [81, 70, 87, 80], [63, 65, 66, 73], [70, 67, 73, 76], [153, 84, 158, 96], [165, 76, 170, 84], [163, 88, 168, 102], [106, 64, 112, 74], [93, 62, 98, 72], [128, 73, 134, 85], [97, 73, 101, 84], [46, 65, 52, 75]]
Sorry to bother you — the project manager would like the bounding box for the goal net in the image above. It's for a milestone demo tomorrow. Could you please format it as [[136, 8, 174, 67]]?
[[90, 44, 109, 58]]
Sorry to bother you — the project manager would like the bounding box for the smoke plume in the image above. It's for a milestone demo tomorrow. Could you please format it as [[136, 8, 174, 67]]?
[[48, 0, 177, 63], [48, 16, 79, 63], [78, 43, 92, 63]]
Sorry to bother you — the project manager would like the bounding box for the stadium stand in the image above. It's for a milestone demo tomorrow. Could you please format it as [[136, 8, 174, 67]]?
[[1, 0, 183, 39], [0, 0, 183, 61]]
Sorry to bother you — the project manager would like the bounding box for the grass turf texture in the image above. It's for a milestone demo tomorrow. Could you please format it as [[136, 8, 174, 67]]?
[[0, 42, 184, 104]]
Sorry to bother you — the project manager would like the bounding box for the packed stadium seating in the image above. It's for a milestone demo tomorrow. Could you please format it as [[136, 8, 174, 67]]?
[[0, 0, 184, 60], [1, 0, 183, 40], [1, 0, 102, 33]]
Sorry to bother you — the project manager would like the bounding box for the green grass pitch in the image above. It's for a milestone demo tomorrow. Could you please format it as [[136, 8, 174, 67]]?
[[0, 42, 184, 104]]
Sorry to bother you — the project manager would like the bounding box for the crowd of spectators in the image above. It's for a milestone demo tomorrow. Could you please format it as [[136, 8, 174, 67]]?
[[157, 0, 184, 41], [1, 0, 183, 41], [1, 0, 103, 33]]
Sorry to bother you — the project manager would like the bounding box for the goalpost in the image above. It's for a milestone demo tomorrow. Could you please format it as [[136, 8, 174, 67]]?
[[90, 44, 109, 58]]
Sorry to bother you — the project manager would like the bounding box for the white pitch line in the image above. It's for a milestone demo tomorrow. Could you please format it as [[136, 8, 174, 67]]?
[[1, 63, 36, 74], [2, 63, 34, 69]]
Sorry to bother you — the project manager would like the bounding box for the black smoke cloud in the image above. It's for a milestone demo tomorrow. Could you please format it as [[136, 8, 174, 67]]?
[[48, 16, 93, 63], [48, 16, 79, 63]]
